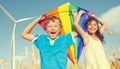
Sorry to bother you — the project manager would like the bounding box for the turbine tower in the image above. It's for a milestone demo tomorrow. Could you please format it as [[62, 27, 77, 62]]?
[[0, 4, 37, 69]]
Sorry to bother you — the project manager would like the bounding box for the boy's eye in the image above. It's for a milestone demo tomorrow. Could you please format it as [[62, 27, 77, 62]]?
[[54, 25, 58, 27], [48, 25, 52, 27]]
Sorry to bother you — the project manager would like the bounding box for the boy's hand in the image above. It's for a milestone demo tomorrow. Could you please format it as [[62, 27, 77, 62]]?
[[35, 15, 45, 22]]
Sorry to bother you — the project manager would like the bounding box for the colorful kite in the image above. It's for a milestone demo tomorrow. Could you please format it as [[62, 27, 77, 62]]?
[[38, 2, 89, 68]]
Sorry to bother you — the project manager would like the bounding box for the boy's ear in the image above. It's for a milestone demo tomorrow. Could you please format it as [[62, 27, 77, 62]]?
[[44, 27, 46, 30]]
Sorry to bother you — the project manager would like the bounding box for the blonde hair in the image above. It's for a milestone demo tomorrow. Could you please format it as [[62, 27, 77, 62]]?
[[44, 16, 62, 30]]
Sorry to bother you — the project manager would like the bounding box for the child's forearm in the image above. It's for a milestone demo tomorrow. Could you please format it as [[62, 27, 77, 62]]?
[[21, 16, 42, 41], [74, 11, 88, 46], [74, 13, 82, 25], [94, 17, 106, 27], [22, 18, 40, 34], [93, 16, 106, 34], [74, 11, 86, 37]]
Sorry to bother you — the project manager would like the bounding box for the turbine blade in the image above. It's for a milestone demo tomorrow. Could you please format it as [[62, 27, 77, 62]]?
[[0, 4, 16, 23], [16, 16, 38, 23]]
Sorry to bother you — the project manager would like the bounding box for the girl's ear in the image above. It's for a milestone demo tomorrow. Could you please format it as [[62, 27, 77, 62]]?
[[59, 27, 62, 34], [97, 23, 99, 29], [86, 26, 88, 32]]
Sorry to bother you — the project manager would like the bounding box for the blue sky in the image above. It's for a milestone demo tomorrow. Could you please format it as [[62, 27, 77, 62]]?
[[0, 0, 120, 68]]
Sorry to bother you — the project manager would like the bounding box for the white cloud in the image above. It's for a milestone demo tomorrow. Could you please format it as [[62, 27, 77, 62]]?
[[100, 5, 120, 32]]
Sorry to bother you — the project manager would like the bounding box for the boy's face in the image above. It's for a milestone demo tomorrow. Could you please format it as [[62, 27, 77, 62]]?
[[46, 19, 61, 40]]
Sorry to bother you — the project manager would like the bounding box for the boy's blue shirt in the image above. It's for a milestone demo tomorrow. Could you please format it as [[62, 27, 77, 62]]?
[[33, 33, 74, 69]]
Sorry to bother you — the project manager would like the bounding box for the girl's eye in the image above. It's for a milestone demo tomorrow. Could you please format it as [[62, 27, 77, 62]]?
[[87, 22, 91, 25]]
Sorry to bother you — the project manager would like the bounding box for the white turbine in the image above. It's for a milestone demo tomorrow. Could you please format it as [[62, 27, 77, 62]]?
[[0, 4, 37, 69]]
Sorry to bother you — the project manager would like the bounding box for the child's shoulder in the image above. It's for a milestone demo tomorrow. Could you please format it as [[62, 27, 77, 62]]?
[[34, 34, 48, 39], [58, 33, 72, 38], [60, 33, 71, 36]]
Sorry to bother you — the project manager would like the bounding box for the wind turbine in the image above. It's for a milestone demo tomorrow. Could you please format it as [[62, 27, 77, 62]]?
[[0, 4, 37, 69]]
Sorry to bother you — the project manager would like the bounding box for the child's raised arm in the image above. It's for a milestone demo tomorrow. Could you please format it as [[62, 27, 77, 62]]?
[[73, 10, 88, 46], [21, 16, 43, 41]]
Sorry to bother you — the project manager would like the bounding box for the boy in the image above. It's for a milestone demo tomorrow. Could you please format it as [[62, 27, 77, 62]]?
[[21, 16, 78, 69]]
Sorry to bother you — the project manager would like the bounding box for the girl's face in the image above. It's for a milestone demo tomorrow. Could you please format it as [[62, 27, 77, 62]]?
[[87, 20, 98, 34], [46, 19, 61, 39]]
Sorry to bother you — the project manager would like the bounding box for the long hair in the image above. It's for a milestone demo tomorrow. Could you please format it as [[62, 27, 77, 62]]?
[[86, 17, 104, 43]]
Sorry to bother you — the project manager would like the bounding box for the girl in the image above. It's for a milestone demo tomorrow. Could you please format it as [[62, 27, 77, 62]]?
[[73, 10, 111, 69]]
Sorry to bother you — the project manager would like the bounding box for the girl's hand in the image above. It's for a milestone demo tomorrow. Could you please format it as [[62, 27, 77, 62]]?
[[72, 9, 77, 17], [87, 12, 95, 17], [78, 10, 86, 15]]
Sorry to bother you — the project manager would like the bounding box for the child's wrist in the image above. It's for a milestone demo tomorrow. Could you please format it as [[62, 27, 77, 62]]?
[[33, 19, 40, 23], [93, 16, 97, 19]]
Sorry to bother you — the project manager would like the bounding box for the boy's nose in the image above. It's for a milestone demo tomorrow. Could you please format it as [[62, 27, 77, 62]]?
[[51, 26, 54, 28]]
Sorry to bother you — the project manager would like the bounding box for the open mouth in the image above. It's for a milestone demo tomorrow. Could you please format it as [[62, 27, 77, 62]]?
[[50, 32, 56, 34]]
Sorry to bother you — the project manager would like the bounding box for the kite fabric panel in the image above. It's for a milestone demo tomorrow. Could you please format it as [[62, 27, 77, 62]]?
[[38, 2, 90, 65]]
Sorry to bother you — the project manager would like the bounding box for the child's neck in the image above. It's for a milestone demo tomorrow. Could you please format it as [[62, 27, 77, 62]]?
[[88, 33, 99, 41], [48, 36, 59, 40], [88, 33, 95, 37]]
